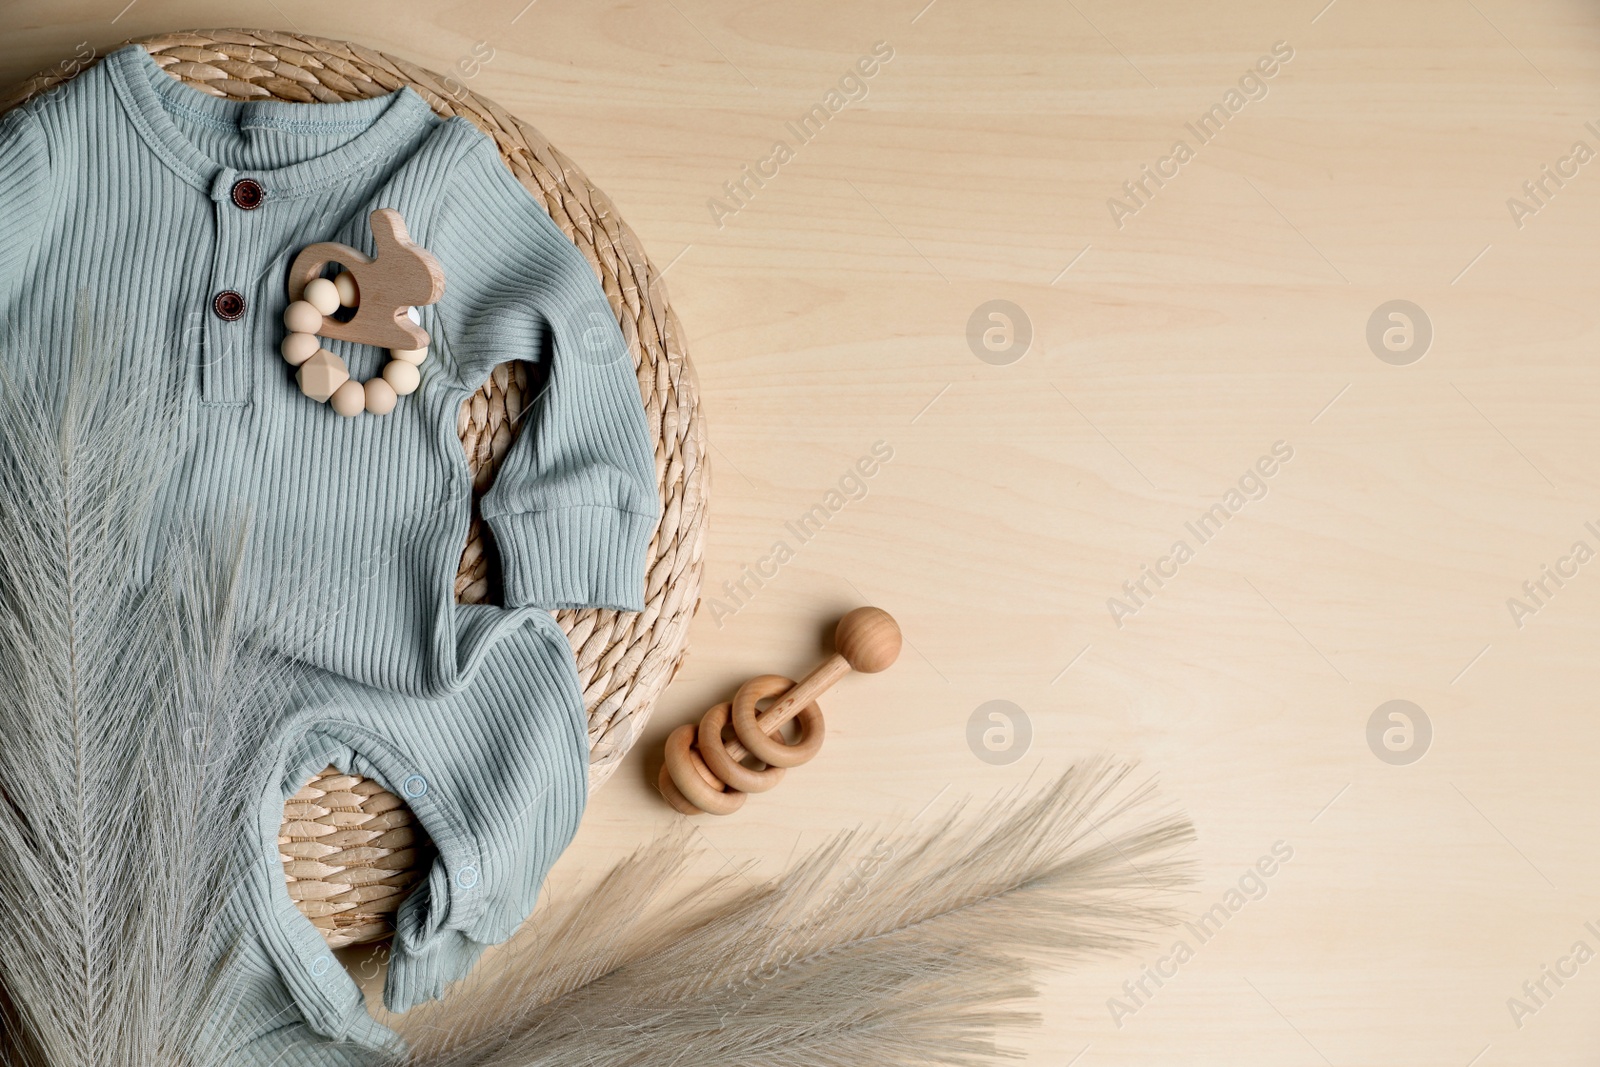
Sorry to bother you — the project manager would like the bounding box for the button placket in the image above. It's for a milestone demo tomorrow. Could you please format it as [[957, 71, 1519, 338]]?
[[200, 173, 264, 404]]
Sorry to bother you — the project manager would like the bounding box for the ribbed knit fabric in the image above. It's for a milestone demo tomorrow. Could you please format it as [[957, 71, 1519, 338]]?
[[0, 44, 658, 693], [215, 609, 588, 1064], [0, 45, 660, 1062]]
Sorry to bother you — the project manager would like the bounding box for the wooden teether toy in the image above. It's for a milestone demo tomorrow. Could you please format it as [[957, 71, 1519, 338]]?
[[658, 606, 901, 816], [282, 208, 446, 417]]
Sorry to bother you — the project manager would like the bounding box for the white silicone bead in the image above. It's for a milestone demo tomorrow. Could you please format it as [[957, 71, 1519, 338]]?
[[390, 346, 427, 365], [334, 271, 359, 308], [383, 360, 421, 396], [364, 378, 398, 415], [406, 306, 421, 325], [283, 300, 323, 333], [281, 332, 319, 366], [303, 277, 341, 316], [329, 379, 366, 417]]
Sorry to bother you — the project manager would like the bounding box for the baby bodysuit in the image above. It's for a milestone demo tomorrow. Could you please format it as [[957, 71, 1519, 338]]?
[[0, 44, 660, 1059]]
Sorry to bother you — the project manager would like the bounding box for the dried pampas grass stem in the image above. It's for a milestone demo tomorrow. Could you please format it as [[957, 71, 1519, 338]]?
[[399, 759, 1196, 1067], [0, 315, 300, 1067]]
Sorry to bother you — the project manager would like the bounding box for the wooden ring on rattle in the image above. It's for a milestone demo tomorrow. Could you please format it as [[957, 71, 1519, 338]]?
[[663, 722, 745, 815], [656, 764, 702, 816], [731, 674, 825, 769], [698, 702, 786, 794]]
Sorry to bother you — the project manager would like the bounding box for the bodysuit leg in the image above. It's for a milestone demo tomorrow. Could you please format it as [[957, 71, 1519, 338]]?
[[215, 605, 589, 1065]]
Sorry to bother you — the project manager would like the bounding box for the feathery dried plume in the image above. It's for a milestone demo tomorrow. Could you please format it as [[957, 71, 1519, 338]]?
[[0, 312, 301, 1067], [397, 758, 1196, 1067]]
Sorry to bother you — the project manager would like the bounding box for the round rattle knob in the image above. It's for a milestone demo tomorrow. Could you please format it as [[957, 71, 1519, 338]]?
[[834, 606, 902, 674]]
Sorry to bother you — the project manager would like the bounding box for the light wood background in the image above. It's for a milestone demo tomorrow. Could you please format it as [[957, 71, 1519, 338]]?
[[8, 1, 1600, 1063]]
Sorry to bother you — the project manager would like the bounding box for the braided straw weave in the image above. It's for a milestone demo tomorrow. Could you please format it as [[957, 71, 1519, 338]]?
[[1, 30, 707, 949]]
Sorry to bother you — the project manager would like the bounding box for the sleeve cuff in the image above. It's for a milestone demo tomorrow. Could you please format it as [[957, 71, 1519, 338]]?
[[487, 506, 655, 612]]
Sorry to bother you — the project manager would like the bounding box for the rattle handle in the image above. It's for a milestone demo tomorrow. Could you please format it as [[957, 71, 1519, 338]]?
[[722, 653, 849, 763]]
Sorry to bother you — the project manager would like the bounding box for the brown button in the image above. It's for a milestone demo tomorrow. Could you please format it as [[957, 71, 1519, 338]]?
[[213, 290, 246, 321], [231, 178, 264, 210]]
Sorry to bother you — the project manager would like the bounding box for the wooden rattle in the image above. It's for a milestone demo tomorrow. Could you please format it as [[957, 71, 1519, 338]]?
[[658, 606, 901, 816], [281, 208, 446, 417]]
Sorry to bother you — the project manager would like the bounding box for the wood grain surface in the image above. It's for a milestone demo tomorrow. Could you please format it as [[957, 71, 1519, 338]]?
[[6, 2, 1600, 1063]]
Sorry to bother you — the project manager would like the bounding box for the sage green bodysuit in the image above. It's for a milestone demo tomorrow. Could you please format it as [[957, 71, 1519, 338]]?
[[0, 43, 659, 1062]]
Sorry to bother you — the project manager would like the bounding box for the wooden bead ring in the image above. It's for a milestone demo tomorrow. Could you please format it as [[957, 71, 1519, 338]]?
[[731, 674, 826, 769], [281, 208, 445, 418], [663, 722, 745, 815], [697, 702, 785, 794]]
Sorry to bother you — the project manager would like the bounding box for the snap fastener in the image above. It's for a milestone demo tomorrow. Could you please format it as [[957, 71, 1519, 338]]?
[[309, 955, 331, 977], [456, 865, 480, 890], [231, 178, 264, 210], [213, 290, 246, 321], [401, 774, 428, 799]]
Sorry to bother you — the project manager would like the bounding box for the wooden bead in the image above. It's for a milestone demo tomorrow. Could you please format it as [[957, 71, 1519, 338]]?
[[383, 360, 421, 396], [283, 299, 324, 334], [835, 607, 902, 673], [390, 346, 427, 365], [296, 349, 349, 403], [329, 380, 366, 417], [281, 332, 319, 366], [303, 277, 341, 316], [364, 377, 398, 415], [333, 271, 359, 308]]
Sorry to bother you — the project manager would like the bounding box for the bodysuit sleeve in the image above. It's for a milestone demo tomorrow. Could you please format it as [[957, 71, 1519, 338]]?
[[432, 129, 659, 613], [0, 105, 51, 310]]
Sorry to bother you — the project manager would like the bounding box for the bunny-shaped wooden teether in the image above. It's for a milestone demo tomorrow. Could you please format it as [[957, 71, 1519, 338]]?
[[287, 208, 445, 351], [282, 208, 445, 416]]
